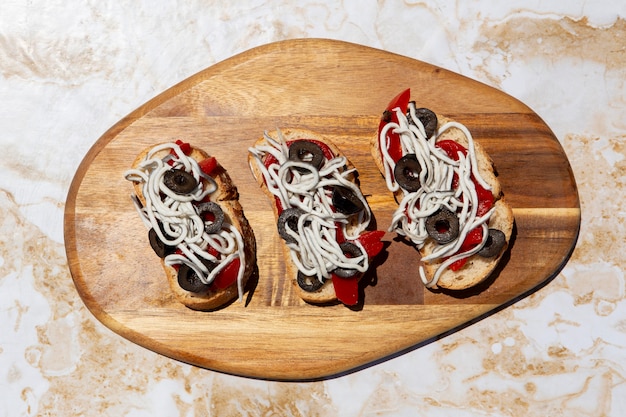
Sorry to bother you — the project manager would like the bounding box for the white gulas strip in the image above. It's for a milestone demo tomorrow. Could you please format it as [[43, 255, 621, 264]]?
[[379, 104, 494, 288], [249, 130, 371, 284], [124, 142, 247, 301]]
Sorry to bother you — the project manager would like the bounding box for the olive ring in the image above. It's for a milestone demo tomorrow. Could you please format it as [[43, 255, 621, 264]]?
[[333, 242, 363, 278], [331, 185, 365, 215], [478, 228, 506, 258], [277, 208, 306, 244], [177, 258, 216, 293], [197, 201, 224, 234], [163, 168, 198, 195], [394, 153, 422, 192], [288, 140, 325, 171], [425, 208, 460, 244], [413, 107, 438, 139], [297, 271, 325, 292], [148, 226, 175, 258]]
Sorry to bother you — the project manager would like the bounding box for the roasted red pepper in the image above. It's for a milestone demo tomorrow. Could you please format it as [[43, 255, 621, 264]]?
[[436, 139, 465, 159], [378, 88, 410, 163], [447, 228, 484, 271], [175, 139, 192, 155], [212, 258, 240, 289], [357, 230, 386, 259], [198, 156, 217, 175], [172, 246, 239, 290], [331, 274, 359, 306], [330, 230, 385, 306]]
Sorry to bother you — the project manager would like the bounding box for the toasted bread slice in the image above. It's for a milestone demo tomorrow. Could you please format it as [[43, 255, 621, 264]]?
[[249, 128, 381, 305], [371, 108, 514, 290], [127, 142, 256, 310]]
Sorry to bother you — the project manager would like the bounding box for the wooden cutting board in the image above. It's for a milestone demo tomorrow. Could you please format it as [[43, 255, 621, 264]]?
[[64, 39, 580, 381]]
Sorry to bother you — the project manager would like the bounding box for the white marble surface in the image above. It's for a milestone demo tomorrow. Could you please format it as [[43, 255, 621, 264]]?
[[1, 1, 625, 415]]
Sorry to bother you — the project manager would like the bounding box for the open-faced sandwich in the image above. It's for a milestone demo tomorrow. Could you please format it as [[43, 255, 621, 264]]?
[[124, 140, 256, 310], [248, 129, 385, 306], [371, 88, 514, 290]]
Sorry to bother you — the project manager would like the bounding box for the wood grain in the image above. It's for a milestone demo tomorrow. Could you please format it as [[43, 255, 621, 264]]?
[[64, 39, 580, 380]]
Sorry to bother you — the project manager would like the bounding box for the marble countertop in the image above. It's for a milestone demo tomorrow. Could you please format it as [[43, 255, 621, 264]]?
[[1, 1, 624, 415]]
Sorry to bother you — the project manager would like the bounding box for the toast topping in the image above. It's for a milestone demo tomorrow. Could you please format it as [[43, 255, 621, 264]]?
[[124, 142, 247, 299], [477, 228, 506, 258], [249, 131, 373, 293], [425, 208, 460, 244], [379, 97, 499, 288]]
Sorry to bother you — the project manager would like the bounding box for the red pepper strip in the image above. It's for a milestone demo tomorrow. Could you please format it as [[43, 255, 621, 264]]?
[[330, 229, 384, 306], [174, 139, 192, 155], [206, 244, 239, 289], [167, 140, 193, 166], [212, 257, 240, 289], [172, 246, 239, 289], [331, 230, 386, 306], [378, 88, 411, 163], [198, 156, 217, 176], [475, 184, 493, 217], [331, 274, 359, 306], [448, 228, 483, 271], [436, 139, 465, 159], [447, 259, 466, 272], [357, 230, 386, 259], [198, 157, 220, 203]]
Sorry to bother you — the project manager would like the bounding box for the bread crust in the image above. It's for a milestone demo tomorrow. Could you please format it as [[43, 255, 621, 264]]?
[[248, 129, 369, 304], [130, 143, 256, 310], [371, 112, 514, 290]]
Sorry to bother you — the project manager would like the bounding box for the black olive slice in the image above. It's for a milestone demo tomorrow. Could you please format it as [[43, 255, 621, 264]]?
[[148, 226, 175, 258], [163, 168, 198, 194], [333, 242, 363, 278], [407, 105, 438, 139], [425, 208, 460, 244], [332, 185, 365, 215], [478, 228, 506, 258], [277, 208, 306, 244], [197, 201, 224, 234], [415, 108, 438, 138], [288, 140, 325, 171], [297, 271, 325, 292], [177, 259, 216, 293], [394, 154, 422, 192]]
